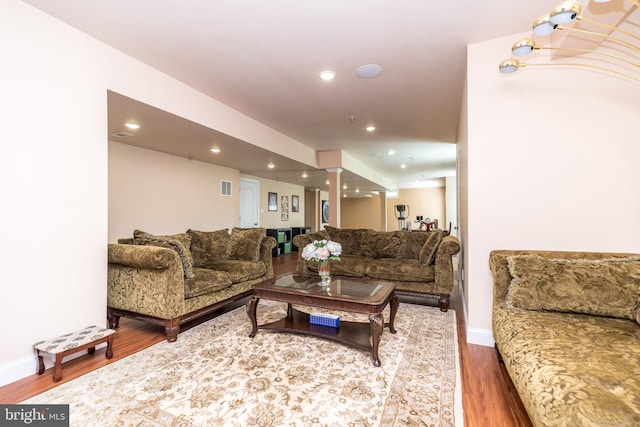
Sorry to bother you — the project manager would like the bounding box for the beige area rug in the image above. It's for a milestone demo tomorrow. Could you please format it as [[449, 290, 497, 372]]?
[[24, 301, 463, 426]]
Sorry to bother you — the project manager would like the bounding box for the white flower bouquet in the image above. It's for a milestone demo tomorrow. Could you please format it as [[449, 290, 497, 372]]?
[[301, 239, 342, 262]]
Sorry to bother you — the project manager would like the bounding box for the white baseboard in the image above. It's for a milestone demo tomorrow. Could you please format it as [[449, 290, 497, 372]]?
[[455, 270, 495, 348], [0, 356, 37, 388], [466, 328, 495, 347], [0, 343, 106, 388]]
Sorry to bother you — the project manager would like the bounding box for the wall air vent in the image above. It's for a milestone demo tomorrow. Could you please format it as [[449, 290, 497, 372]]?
[[110, 131, 133, 137], [221, 180, 232, 196]]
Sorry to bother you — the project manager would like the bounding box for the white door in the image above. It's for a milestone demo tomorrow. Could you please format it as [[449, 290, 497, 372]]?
[[240, 178, 260, 228]]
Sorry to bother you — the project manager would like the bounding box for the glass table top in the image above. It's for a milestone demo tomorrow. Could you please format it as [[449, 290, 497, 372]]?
[[270, 275, 384, 297]]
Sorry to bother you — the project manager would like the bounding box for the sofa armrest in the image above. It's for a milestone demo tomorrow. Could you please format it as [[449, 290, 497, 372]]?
[[108, 243, 177, 269], [107, 243, 185, 319], [433, 235, 461, 293], [259, 236, 277, 279], [292, 234, 314, 275], [292, 233, 312, 250]]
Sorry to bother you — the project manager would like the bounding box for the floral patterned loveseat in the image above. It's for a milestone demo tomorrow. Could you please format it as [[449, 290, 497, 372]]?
[[108, 227, 276, 342], [293, 226, 460, 311], [490, 250, 640, 427]]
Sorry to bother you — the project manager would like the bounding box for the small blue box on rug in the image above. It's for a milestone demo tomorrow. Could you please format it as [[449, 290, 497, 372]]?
[[310, 313, 340, 328]]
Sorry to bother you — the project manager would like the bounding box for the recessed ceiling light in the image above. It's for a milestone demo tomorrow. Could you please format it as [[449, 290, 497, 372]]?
[[355, 188, 360, 193], [319, 70, 336, 81], [125, 122, 140, 129], [302, 172, 308, 178], [267, 162, 275, 169], [401, 163, 407, 169], [366, 125, 376, 132], [387, 150, 395, 155], [326, 180, 330, 185], [357, 64, 382, 79], [343, 184, 348, 189], [210, 147, 221, 153]]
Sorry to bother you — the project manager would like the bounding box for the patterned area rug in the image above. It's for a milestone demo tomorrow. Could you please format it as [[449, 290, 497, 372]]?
[[24, 301, 462, 426]]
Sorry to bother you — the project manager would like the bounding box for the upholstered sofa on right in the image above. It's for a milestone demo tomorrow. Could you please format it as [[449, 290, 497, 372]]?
[[490, 250, 640, 427], [293, 226, 460, 310]]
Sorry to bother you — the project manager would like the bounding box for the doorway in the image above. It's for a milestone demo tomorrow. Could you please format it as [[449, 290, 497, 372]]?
[[240, 178, 260, 228]]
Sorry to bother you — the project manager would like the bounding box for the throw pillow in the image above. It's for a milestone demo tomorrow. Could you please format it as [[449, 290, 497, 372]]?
[[379, 231, 402, 258], [506, 255, 640, 320], [229, 227, 265, 261], [395, 231, 430, 260], [361, 231, 384, 258], [307, 230, 330, 244], [419, 230, 443, 265], [186, 228, 230, 268], [324, 226, 367, 255], [132, 230, 195, 279]]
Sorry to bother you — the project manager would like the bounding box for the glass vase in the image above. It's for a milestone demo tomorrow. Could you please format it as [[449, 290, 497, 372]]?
[[317, 259, 330, 285]]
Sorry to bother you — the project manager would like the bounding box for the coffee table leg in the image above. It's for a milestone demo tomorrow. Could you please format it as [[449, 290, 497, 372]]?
[[369, 312, 384, 367], [388, 293, 399, 334], [246, 296, 259, 338]]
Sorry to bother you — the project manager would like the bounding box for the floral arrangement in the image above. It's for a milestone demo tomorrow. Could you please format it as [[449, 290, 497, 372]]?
[[301, 239, 342, 262]]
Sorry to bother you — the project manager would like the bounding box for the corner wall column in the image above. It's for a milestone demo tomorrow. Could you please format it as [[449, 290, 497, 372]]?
[[379, 191, 388, 231], [326, 168, 342, 228]]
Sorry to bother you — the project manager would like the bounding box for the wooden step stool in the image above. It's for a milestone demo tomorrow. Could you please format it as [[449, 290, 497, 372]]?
[[34, 325, 115, 382]]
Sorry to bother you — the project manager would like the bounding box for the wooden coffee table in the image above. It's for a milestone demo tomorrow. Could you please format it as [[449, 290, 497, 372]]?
[[247, 275, 398, 367]]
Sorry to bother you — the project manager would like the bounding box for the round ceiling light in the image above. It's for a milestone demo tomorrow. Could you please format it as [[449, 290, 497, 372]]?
[[357, 64, 382, 78], [319, 70, 336, 80]]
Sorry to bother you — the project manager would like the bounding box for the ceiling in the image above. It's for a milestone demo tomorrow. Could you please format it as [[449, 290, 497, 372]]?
[[24, 0, 563, 196]]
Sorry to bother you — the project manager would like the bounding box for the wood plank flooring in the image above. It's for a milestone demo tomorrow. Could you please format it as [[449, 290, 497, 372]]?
[[0, 253, 532, 426]]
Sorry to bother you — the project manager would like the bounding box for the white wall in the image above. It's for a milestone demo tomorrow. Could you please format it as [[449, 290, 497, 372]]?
[[109, 142, 240, 241], [0, 0, 314, 386], [0, 0, 109, 386], [463, 33, 640, 346]]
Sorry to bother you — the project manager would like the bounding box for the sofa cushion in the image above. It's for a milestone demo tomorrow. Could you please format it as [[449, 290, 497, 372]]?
[[308, 255, 367, 277], [419, 230, 443, 265], [506, 255, 640, 320], [186, 228, 230, 268], [206, 260, 267, 283], [229, 227, 265, 261], [493, 305, 640, 427], [184, 268, 233, 299], [133, 230, 195, 279], [324, 226, 367, 255], [366, 258, 435, 282], [395, 231, 430, 260]]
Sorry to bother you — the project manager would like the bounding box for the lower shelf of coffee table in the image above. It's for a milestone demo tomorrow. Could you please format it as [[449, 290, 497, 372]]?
[[258, 308, 372, 352]]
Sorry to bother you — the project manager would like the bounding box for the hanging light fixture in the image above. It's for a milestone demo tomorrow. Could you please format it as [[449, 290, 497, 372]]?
[[499, 0, 640, 82]]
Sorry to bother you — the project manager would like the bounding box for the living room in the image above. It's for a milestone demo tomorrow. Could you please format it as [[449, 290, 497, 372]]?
[[2, 0, 639, 425]]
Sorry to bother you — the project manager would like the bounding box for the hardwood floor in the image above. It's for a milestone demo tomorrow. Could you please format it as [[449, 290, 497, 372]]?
[[0, 253, 532, 426]]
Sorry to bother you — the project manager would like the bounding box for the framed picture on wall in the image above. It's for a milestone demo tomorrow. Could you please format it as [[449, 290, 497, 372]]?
[[321, 199, 329, 223], [281, 195, 289, 221], [268, 192, 277, 211], [291, 195, 299, 212]]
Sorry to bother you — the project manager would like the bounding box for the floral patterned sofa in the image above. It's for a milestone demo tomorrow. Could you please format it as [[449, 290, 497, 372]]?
[[490, 250, 640, 427], [107, 227, 276, 342], [292, 226, 460, 311]]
